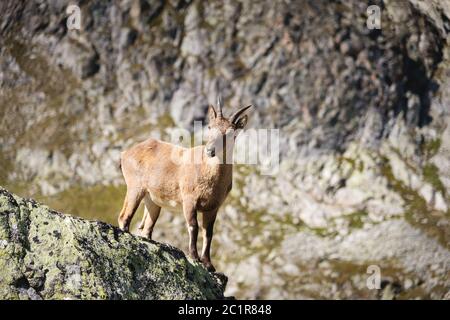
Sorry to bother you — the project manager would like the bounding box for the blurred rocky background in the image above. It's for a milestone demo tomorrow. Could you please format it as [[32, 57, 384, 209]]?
[[0, 0, 449, 299]]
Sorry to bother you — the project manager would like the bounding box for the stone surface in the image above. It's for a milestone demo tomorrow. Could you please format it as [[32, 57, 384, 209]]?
[[0, 187, 226, 300]]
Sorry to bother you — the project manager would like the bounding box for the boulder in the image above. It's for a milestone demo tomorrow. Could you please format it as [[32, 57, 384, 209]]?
[[0, 187, 227, 300]]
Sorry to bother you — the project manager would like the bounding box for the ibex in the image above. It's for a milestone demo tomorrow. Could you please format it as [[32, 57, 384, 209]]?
[[118, 98, 251, 271]]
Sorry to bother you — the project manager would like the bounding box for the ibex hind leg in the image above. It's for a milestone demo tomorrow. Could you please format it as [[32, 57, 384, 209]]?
[[140, 194, 161, 239], [138, 209, 148, 230], [118, 188, 145, 232]]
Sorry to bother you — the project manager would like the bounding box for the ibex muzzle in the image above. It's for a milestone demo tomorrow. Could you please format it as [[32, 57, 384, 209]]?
[[117, 97, 251, 272]]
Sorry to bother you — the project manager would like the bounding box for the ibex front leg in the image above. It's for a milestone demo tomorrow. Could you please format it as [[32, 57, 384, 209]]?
[[141, 194, 161, 240], [201, 209, 217, 272], [183, 200, 200, 261]]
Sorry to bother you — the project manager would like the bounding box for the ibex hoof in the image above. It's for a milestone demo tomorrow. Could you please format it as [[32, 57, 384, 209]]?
[[118, 218, 130, 232], [140, 230, 152, 239], [189, 253, 200, 262], [205, 264, 216, 272], [118, 223, 129, 232], [201, 258, 216, 272]]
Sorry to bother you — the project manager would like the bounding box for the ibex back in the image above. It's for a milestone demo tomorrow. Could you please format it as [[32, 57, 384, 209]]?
[[118, 98, 251, 271]]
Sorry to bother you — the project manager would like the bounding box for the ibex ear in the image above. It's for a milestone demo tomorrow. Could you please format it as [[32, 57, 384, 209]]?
[[235, 114, 248, 129], [208, 104, 217, 123]]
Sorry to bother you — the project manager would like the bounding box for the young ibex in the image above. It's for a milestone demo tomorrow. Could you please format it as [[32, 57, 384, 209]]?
[[118, 97, 251, 271]]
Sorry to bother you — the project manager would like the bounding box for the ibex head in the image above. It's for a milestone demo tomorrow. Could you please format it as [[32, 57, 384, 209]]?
[[205, 95, 251, 160]]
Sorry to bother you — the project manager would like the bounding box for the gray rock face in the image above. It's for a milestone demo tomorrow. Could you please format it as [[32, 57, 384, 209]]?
[[0, 0, 449, 299], [0, 187, 226, 300]]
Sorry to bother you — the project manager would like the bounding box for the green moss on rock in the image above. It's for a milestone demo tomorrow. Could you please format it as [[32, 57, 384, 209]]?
[[380, 159, 450, 249], [0, 187, 227, 300], [422, 164, 446, 197], [421, 138, 441, 160]]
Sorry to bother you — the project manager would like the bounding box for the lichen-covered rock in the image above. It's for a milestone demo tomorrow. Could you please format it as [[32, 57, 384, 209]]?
[[0, 187, 226, 300]]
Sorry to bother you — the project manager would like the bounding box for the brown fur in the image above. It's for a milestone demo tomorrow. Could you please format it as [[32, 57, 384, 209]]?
[[117, 103, 250, 271]]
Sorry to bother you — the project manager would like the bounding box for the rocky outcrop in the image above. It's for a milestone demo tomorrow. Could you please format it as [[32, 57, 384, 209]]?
[[0, 0, 449, 299], [0, 187, 226, 300]]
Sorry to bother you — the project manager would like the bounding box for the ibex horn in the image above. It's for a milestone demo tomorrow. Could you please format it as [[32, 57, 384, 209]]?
[[217, 95, 223, 118], [231, 105, 252, 124]]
